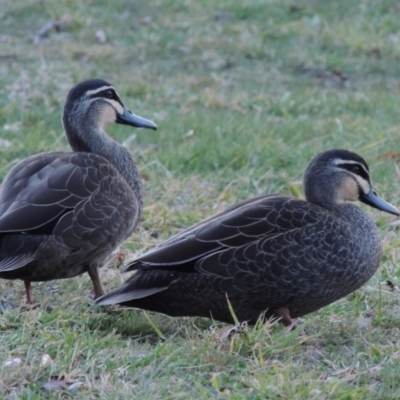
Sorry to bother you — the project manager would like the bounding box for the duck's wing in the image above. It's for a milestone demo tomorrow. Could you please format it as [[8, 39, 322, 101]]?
[[0, 152, 91, 232], [96, 270, 173, 305], [0, 151, 135, 232], [193, 204, 347, 295], [125, 194, 313, 271], [0, 152, 137, 271]]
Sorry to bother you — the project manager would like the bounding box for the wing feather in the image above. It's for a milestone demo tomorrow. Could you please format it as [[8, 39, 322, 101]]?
[[0, 152, 131, 239], [0, 254, 35, 272], [125, 195, 308, 271]]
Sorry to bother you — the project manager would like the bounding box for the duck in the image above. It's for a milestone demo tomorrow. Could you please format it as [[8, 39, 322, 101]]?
[[0, 79, 157, 304], [96, 149, 398, 326]]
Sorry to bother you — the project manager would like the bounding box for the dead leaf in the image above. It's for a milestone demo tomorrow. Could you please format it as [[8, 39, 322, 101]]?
[[3, 358, 22, 368], [3, 122, 21, 133], [386, 280, 396, 291], [43, 375, 82, 391], [95, 30, 107, 44], [48, 285, 59, 293], [381, 151, 400, 160], [182, 129, 194, 139], [40, 354, 52, 368], [215, 321, 248, 341], [32, 20, 61, 44], [116, 249, 127, 264]]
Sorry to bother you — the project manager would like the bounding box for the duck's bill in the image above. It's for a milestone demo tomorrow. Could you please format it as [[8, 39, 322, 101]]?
[[360, 190, 399, 216], [117, 109, 157, 130]]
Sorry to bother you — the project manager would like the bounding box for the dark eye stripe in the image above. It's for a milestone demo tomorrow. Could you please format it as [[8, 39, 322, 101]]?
[[89, 89, 120, 102], [339, 163, 370, 181]]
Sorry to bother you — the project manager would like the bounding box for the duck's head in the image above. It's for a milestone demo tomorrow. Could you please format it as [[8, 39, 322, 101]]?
[[62, 79, 157, 143], [303, 149, 399, 216]]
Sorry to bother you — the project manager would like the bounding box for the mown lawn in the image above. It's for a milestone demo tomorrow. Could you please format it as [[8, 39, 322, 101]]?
[[1, 0, 400, 398]]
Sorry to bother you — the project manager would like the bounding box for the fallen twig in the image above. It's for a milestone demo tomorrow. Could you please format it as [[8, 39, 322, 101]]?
[[32, 20, 61, 44]]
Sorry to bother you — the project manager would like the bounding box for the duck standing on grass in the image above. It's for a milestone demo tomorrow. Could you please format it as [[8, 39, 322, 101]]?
[[0, 79, 157, 304], [97, 149, 398, 326]]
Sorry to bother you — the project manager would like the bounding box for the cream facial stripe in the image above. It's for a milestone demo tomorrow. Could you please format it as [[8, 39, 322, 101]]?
[[353, 174, 370, 193], [85, 85, 114, 96], [103, 99, 124, 115], [333, 159, 369, 175], [86, 86, 125, 115]]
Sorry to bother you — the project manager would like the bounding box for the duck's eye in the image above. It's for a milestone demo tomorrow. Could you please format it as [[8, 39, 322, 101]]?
[[351, 165, 361, 174], [104, 90, 114, 99]]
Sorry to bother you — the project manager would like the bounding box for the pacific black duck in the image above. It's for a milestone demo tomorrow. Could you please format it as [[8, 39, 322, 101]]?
[[0, 79, 157, 304], [96, 149, 398, 326]]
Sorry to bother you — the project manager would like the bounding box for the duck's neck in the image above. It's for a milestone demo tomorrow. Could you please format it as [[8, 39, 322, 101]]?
[[63, 118, 143, 210], [304, 177, 337, 212]]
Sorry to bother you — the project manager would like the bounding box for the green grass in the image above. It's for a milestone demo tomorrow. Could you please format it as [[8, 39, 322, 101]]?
[[1, 0, 400, 398]]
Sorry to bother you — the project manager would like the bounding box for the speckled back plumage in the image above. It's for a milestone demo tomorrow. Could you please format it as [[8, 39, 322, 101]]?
[[97, 149, 398, 325]]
